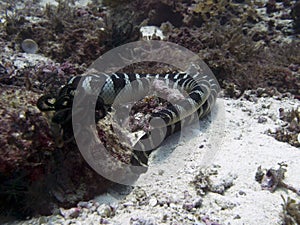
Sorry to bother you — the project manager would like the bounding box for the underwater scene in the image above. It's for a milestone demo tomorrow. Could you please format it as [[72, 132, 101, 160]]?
[[0, 0, 299, 224]]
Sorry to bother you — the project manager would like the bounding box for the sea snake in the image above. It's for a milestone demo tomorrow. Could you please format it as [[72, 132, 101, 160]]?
[[37, 66, 220, 167]]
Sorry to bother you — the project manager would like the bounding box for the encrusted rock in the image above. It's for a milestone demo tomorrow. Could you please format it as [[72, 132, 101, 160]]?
[[97, 204, 112, 218], [21, 39, 39, 54], [192, 166, 237, 196], [60, 207, 81, 219], [149, 197, 158, 207], [130, 216, 157, 225]]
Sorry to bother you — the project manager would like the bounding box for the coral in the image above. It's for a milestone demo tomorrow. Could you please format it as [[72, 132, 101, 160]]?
[[1, 0, 299, 97], [255, 163, 300, 195], [0, 85, 111, 219], [0, 86, 54, 174], [201, 216, 222, 225], [1, 0, 298, 97], [265, 0, 278, 14], [169, 24, 300, 96], [255, 164, 286, 193], [191, 166, 236, 196], [97, 113, 133, 164], [0, 86, 54, 217], [100, 0, 300, 97], [1, 1, 112, 65], [188, 0, 246, 25], [281, 196, 300, 225], [268, 107, 300, 147], [102, 0, 132, 8], [291, 1, 300, 34], [127, 96, 169, 133], [0, 58, 83, 93]]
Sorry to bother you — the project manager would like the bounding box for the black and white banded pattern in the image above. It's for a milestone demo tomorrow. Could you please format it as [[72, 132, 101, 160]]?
[[37, 69, 220, 167]]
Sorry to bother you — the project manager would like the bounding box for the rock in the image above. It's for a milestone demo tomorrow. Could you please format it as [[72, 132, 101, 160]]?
[[215, 198, 237, 210], [258, 116, 267, 123], [134, 188, 147, 199], [140, 26, 165, 40], [291, 1, 300, 33], [38, 216, 47, 224], [60, 207, 81, 219], [192, 198, 203, 208], [158, 169, 164, 175], [123, 201, 135, 207], [97, 204, 112, 217], [130, 216, 157, 225], [52, 189, 66, 203], [77, 201, 94, 209], [234, 214, 241, 219], [169, 203, 177, 209], [149, 197, 158, 207], [182, 202, 194, 211], [89, 205, 97, 213], [100, 218, 110, 224], [47, 215, 64, 224], [238, 190, 246, 196], [183, 197, 202, 211], [21, 39, 39, 54]]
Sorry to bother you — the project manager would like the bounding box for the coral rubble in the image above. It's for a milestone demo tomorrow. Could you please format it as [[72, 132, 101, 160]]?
[[269, 107, 300, 147]]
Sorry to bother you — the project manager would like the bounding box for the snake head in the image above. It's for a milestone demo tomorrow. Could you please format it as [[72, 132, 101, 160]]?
[[37, 76, 109, 147]]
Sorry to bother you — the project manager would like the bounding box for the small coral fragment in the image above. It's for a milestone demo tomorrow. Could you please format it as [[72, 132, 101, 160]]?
[[268, 107, 300, 147], [191, 166, 236, 196], [255, 163, 300, 196], [281, 196, 300, 225]]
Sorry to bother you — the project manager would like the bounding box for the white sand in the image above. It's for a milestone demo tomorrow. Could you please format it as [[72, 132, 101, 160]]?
[[9, 93, 300, 225], [106, 95, 300, 225]]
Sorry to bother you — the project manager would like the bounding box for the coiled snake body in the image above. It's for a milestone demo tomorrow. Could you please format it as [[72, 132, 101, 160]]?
[[37, 66, 220, 167]]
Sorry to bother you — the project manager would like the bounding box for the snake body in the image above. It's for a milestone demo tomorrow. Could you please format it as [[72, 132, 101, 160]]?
[[37, 67, 220, 167]]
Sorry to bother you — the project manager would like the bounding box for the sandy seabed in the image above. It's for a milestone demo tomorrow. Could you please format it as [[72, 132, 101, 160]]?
[[8, 94, 300, 225]]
